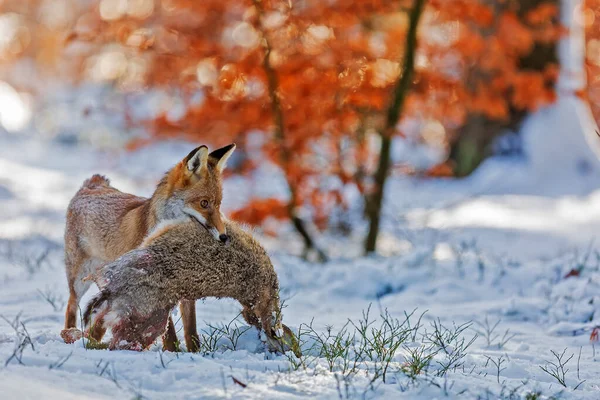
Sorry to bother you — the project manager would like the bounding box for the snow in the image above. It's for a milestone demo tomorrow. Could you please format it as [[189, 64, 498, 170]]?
[[2, 107, 600, 399], [2, 2, 600, 396]]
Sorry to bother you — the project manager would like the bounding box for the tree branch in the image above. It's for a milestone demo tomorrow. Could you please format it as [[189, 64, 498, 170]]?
[[253, 0, 327, 261]]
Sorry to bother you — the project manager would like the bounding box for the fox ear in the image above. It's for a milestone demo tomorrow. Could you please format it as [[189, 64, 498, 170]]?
[[185, 145, 209, 173], [209, 143, 236, 172]]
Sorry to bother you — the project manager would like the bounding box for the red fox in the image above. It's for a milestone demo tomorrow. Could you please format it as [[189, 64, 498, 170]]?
[[61, 144, 235, 352]]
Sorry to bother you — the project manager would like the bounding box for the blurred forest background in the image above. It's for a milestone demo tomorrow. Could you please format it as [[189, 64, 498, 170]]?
[[0, 0, 598, 256]]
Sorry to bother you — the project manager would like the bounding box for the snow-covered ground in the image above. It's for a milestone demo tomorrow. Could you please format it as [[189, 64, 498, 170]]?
[[2, 122, 600, 399]]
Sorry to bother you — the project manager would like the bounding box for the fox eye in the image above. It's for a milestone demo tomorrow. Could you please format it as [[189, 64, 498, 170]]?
[[200, 200, 209, 209]]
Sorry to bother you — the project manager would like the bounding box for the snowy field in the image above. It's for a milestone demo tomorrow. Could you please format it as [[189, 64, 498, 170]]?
[[2, 113, 600, 399]]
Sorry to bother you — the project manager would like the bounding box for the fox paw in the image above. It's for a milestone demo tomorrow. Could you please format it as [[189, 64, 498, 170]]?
[[60, 328, 83, 344]]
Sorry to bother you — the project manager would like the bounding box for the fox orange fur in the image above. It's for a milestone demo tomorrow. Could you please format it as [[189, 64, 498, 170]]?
[[61, 144, 236, 352]]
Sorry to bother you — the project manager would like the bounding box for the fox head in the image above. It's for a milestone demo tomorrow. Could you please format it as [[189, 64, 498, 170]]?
[[159, 143, 236, 243]]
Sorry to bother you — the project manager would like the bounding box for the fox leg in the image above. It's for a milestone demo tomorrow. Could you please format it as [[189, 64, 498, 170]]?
[[180, 300, 200, 353], [162, 302, 200, 353], [64, 285, 80, 331], [64, 276, 91, 329], [63, 250, 90, 330]]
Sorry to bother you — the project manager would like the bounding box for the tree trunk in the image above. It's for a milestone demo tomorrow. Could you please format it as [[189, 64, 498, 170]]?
[[448, 0, 559, 177], [364, 0, 426, 253]]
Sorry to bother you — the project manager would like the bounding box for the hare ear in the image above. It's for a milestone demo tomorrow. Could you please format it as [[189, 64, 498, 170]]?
[[184, 145, 209, 173], [209, 143, 236, 172]]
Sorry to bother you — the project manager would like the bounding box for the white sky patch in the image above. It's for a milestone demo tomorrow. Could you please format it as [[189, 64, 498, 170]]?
[[0, 81, 31, 132]]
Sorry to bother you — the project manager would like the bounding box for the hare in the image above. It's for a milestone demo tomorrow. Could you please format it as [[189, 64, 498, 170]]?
[[83, 219, 300, 356]]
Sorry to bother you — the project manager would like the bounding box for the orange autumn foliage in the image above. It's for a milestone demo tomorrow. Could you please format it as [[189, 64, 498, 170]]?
[[0, 0, 95, 89], [585, 0, 600, 128], [60, 0, 561, 229], [512, 71, 557, 111], [229, 198, 288, 227]]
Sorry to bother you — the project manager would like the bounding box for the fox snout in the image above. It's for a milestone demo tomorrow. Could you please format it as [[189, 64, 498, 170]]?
[[206, 221, 228, 243], [213, 220, 229, 244], [207, 211, 228, 243], [182, 207, 228, 243]]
